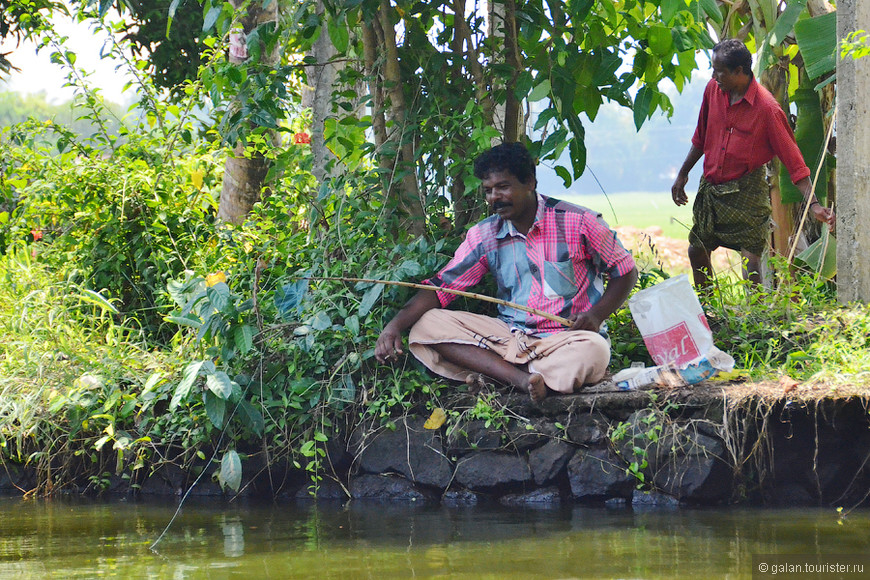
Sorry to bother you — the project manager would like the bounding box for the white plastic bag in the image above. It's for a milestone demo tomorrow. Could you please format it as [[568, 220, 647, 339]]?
[[628, 274, 712, 367]]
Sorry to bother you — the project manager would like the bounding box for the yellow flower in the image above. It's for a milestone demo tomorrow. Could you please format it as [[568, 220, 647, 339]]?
[[206, 271, 227, 287]]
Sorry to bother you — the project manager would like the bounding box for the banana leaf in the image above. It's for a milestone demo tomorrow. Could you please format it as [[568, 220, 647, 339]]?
[[779, 80, 826, 204], [794, 11, 837, 80], [794, 227, 836, 280]]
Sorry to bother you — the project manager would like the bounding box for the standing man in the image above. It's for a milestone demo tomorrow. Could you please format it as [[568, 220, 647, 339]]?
[[375, 142, 638, 402], [672, 39, 835, 288]]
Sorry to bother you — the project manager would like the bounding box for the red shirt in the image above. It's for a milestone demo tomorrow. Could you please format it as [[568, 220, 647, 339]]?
[[692, 79, 810, 185]]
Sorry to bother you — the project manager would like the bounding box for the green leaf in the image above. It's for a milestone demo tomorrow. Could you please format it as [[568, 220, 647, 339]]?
[[238, 399, 265, 437], [554, 165, 572, 187], [648, 26, 673, 57], [207, 282, 230, 311], [234, 325, 255, 355], [345, 315, 360, 337], [768, 0, 807, 46], [529, 79, 551, 102], [358, 283, 383, 317], [795, 228, 837, 280], [77, 288, 118, 314], [311, 312, 332, 331], [275, 278, 309, 318], [206, 371, 235, 400], [203, 5, 222, 32], [165, 315, 203, 329], [142, 372, 164, 395], [170, 361, 206, 410], [327, 16, 349, 53], [633, 85, 654, 130], [661, 0, 681, 24], [794, 12, 837, 79], [219, 450, 242, 492], [204, 391, 226, 428]]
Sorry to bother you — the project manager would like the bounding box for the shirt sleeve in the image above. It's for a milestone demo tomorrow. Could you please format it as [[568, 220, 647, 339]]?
[[423, 225, 490, 307], [579, 212, 636, 279], [766, 104, 811, 184], [691, 80, 714, 150]]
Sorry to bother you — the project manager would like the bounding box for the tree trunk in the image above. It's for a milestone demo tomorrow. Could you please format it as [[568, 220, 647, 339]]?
[[305, 0, 339, 186], [487, 0, 523, 143], [501, 0, 524, 143], [374, 0, 425, 236], [759, 66, 793, 260], [449, 0, 485, 230], [217, 0, 280, 225]]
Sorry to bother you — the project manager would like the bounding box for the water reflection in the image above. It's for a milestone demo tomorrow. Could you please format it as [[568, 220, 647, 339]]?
[[0, 496, 868, 578]]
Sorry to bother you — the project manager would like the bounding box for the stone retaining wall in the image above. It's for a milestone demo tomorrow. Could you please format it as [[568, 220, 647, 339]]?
[[2, 386, 869, 507]]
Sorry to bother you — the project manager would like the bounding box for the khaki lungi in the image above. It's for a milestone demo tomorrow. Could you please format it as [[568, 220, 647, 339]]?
[[408, 309, 610, 394]]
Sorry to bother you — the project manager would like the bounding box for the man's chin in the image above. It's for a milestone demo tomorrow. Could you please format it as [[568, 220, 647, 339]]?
[[493, 206, 512, 217]]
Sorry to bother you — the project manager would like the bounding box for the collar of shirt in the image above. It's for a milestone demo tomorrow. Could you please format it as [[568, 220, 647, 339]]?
[[494, 193, 547, 240], [718, 76, 759, 107]]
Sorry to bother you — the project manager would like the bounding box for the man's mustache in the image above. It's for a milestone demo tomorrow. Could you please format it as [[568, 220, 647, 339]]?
[[492, 202, 511, 211]]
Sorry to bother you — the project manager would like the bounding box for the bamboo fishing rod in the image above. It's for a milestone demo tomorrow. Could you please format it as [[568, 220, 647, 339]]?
[[296, 276, 574, 327]]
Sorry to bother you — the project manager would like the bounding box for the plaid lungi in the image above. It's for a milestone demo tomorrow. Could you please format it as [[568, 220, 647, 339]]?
[[688, 167, 771, 256]]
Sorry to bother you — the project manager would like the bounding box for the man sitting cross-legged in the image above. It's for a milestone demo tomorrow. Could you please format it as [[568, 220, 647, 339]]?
[[375, 142, 638, 402]]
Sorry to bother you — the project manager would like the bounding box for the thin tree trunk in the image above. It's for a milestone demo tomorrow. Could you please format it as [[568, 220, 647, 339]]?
[[501, 0, 523, 142], [217, 0, 280, 224], [759, 65, 793, 259], [807, 0, 836, 212], [362, 21, 388, 150], [306, 0, 339, 186], [377, 0, 425, 236], [449, 0, 484, 230]]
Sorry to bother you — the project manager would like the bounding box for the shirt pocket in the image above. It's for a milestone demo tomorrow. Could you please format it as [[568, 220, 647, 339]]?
[[542, 260, 578, 301]]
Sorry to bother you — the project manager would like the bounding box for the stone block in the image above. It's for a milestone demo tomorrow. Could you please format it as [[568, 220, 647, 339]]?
[[529, 439, 575, 485]]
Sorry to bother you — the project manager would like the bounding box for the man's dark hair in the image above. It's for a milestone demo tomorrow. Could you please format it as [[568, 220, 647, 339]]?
[[473, 142, 536, 185], [713, 39, 753, 77]]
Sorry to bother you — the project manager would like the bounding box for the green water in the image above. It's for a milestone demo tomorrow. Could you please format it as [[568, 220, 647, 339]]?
[[0, 497, 868, 579]]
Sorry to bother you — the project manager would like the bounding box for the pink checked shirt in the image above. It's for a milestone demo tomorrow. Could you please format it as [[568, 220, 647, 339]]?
[[425, 194, 635, 335]]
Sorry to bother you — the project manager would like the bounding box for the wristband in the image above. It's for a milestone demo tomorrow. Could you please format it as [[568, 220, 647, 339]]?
[[809, 200, 820, 208]]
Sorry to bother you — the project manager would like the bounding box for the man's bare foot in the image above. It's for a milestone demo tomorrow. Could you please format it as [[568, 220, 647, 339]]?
[[465, 373, 488, 396], [527, 373, 547, 402]]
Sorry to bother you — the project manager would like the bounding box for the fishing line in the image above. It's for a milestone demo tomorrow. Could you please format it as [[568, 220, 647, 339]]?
[[149, 394, 244, 551]]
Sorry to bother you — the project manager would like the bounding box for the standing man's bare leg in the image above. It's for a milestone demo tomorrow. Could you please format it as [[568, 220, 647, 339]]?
[[740, 250, 763, 285], [688, 245, 715, 290]]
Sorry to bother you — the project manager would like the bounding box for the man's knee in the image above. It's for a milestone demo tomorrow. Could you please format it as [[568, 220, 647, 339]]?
[[408, 309, 450, 343], [560, 331, 611, 371]]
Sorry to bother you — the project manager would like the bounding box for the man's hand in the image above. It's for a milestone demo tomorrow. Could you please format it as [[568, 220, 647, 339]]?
[[672, 145, 702, 207], [375, 323, 405, 363], [569, 311, 603, 333], [671, 174, 689, 206], [374, 290, 441, 363], [811, 203, 836, 229]]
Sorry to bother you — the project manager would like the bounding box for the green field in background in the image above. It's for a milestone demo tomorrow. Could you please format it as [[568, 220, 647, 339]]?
[[561, 192, 694, 239]]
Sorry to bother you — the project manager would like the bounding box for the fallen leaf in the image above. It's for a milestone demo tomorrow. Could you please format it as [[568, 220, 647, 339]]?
[[779, 375, 799, 394], [424, 408, 447, 430]]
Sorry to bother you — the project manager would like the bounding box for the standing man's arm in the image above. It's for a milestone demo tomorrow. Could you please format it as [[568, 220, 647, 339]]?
[[569, 267, 638, 332], [671, 145, 704, 206], [793, 178, 836, 229], [374, 290, 441, 362]]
